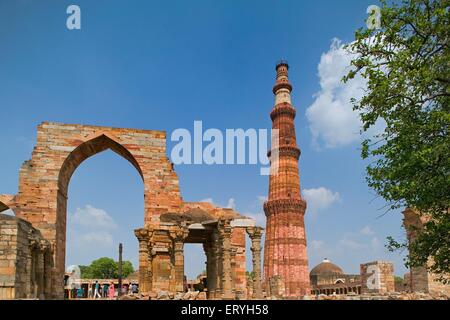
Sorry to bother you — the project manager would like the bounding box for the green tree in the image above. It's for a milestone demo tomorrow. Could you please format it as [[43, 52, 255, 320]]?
[[89, 257, 118, 279], [343, 0, 449, 281], [79, 265, 92, 279], [80, 257, 135, 279], [121, 261, 134, 278]]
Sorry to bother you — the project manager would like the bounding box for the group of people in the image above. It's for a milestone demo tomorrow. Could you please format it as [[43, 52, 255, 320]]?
[[88, 281, 139, 299], [90, 281, 116, 299], [68, 281, 139, 299]]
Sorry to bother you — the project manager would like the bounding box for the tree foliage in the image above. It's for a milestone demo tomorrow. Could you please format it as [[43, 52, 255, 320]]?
[[343, 0, 449, 280], [80, 257, 134, 279]]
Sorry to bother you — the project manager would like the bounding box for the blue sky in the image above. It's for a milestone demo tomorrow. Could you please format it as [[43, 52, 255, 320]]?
[[0, 0, 408, 279]]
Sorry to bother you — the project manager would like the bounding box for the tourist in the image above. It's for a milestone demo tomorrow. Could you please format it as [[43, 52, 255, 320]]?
[[77, 286, 83, 299], [108, 282, 115, 299], [94, 281, 101, 298], [88, 283, 93, 298], [103, 283, 109, 297]]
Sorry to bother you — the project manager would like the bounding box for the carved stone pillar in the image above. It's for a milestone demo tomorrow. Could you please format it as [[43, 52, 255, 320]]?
[[209, 230, 219, 299], [35, 245, 46, 299], [230, 247, 237, 293], [28, 236, 40, 299], [134, 228, 151, 293], [170, 227, 189, 293], [203, 241, 213, 299], [43, 248, 52, 298], [247, 226, 264, 299], [218, 220, 233, 299]]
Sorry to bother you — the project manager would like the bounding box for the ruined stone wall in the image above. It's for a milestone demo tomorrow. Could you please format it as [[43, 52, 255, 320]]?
[[0, 122, 255, 300], [403, 209, 450, 295], [1, 122, 183, 299], [0, 214, 47, 299], [231, 227, 246, 299]]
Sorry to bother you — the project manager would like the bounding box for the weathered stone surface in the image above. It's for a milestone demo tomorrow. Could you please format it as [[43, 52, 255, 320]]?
[[196, 292, 207, 300], [173, 292, 184, 300], [0, 214, 51, 299], [157, 290, 170, 300], [403, 208, 450, 296]]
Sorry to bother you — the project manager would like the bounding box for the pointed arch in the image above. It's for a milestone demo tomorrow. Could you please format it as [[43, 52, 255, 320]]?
[[58, 134, 144, 197], [54, 134, 145, 296]]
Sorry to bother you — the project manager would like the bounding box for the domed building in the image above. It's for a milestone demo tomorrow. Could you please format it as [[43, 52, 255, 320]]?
[[310, 259, 362, 295]]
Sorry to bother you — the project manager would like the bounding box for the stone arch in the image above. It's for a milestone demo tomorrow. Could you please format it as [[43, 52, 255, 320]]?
[[55, 134, 145, 296], [58, 134, 144, 195], [11, 122, 184, 299]]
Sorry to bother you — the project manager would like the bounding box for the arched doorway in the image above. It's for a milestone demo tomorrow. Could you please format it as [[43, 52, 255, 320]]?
[[65, 144, 145, 298], [56, 135, 144, 297]]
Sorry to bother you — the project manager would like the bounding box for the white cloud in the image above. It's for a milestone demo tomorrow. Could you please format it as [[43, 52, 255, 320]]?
[[360, 226, 375, 236], [306, 38, 366, 149], [303, 187, 341, 214], [244, 212, 265, 227], [70, 204, 117, 229], [371, 236, 381, 249], [339, 237, 366, 250], [226, 198, 236, 210], [76, 231, 114, 248], [310, 240, 324, 251], [257, 196, 267, 205]]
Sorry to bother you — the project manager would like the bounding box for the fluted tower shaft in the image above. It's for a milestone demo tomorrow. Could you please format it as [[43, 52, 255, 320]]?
[[263, 61, 310, 297]]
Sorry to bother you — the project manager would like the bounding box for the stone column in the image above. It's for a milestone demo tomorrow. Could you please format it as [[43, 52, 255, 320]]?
[[134, 228, 151, 293], [28, 237, 40, 299], [43, 248, 52, 299], [218, 220, 233, 299], [247, 226, 264, 299], [171, 227, 189, 293], [230, 247, 237, 293], [203, 241, 215, 299], [209, 230, 219, 299], [173, 241, 184, 293], [35, 245, 45, 299]]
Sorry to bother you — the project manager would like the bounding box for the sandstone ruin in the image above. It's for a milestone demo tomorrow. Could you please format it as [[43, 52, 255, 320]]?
[[0, 122, 263, 299]]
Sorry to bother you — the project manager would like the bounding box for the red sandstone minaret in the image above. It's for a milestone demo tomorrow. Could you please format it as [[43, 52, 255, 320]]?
[[263, 61, 310, 297]]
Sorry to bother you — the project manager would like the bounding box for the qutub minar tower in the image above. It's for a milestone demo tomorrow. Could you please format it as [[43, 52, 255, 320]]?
[[263, 61, 310, 296]]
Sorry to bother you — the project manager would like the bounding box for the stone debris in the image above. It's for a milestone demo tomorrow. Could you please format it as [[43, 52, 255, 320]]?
[[120, 290, 449, 300], [156, 290, 170, 300]]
